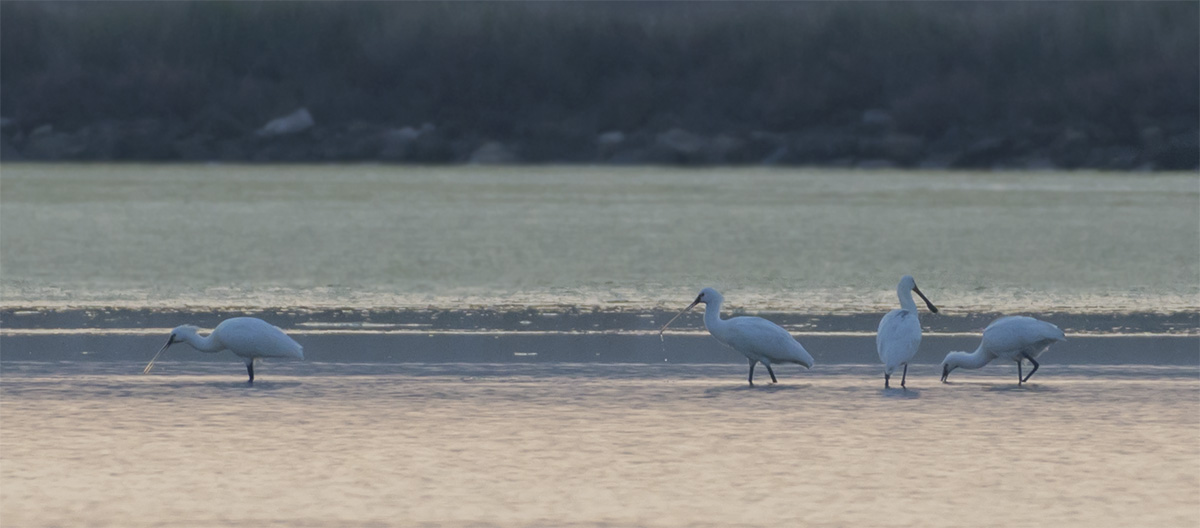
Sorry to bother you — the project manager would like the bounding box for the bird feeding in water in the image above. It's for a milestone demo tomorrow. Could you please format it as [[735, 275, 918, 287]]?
[[143, 317, 303, 383], [876, 275, 938, 389], [940, 315, 1065, 385], [659, 288, 814, 386]]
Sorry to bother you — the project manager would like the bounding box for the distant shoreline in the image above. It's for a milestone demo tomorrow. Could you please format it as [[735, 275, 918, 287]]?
[[3, 2, 1196, 171], [3, 116, 1196, 171]]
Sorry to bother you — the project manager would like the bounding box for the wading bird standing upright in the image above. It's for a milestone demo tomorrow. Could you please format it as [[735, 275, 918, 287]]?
[[660, 288, 814, 386], [143, 317, 303, 383], [876, 275, 938, 388]]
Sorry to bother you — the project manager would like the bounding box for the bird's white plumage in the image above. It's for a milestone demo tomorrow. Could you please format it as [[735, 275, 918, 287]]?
[[716, 315, 814, 367], [941, 315, 1065, 383], [143, 317, 302, 380], [876, 275, 937, 387], [978, 315, 1065, 362], [661, 287, 812, 386], [208, 317, 304, 360], [877, 308, 922, 373]]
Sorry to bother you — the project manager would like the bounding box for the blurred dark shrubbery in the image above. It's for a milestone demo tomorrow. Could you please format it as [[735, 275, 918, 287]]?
[[1, 1, 1196, 167]]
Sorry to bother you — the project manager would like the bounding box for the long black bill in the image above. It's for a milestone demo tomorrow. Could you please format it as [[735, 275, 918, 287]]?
[[659, 295, 703, 336], [143, 334, 175, 374], [913, 285, 938, 313], [941, 364, 950, 383]]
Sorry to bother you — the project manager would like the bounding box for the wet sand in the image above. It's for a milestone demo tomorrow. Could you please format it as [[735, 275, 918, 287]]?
[[3, 362, 1197, 528]]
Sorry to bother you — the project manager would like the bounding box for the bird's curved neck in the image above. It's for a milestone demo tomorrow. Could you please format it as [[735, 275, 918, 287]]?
[[703, 298, 726, 333], [897, 283, 918, 313], [956, 347, 993, 370], [178, 331, 222, 353]]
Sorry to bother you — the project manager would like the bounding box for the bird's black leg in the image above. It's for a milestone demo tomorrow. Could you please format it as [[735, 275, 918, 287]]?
[[765, 364, 778, 384], [901, 364, 908, 389], [884, 373, 890, 389], [747, 358, 757, 387], [1017, 360, 1023, 385], [1021, 353, 1040, 383], [246, 362, 255, 384]]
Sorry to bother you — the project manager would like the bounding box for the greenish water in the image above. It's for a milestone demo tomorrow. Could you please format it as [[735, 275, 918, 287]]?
[[3, 165, 1198, 528], [1, 164, 1196, 313]]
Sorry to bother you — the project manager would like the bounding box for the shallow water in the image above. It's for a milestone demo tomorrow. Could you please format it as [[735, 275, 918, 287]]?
[[2, 164, 1197, 313], [2, 362, 1197, 527], [2, 165, 1197, 527]]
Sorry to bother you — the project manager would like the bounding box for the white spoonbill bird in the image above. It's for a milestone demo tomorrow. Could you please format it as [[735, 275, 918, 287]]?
[[877, 275, 938, 389], [940, 316, 1065, 385], [142, 317, 303, 383], [660, 288, 814, 386]]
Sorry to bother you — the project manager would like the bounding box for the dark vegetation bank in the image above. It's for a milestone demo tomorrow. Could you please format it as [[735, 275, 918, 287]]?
[[1, 1, 1197, 169]]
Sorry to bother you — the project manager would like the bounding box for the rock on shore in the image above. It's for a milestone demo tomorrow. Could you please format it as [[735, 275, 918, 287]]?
[[1, 108, 1195, 170]]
